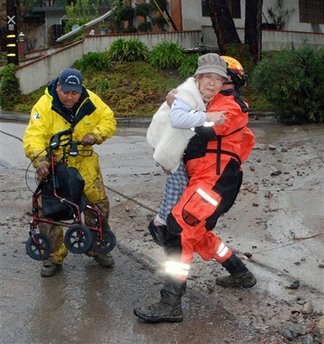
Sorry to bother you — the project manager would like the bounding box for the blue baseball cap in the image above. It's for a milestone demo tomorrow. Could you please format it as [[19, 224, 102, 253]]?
[[58, 68, 83, 93]]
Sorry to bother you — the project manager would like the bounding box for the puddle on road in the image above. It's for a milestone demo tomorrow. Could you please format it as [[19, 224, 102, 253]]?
[[289, 190, 324, 234]]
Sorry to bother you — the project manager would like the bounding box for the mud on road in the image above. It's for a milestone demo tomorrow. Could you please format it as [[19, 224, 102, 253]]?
[[0, 120, 323, 344]]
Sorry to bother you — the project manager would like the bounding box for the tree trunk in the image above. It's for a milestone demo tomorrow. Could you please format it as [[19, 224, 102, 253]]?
[[245, 0, 263, 63], [208, 0, 241, 54]]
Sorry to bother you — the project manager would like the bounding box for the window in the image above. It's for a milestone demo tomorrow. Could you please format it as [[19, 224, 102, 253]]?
[[202, 0, 241, 18], [299, 0, 324, 24]]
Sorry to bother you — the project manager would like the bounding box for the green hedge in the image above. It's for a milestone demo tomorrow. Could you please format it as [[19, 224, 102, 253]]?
[[108, 38, 149, 62], [252, 46, 324, 123], [0, 64, 20, 110], [149, 42, 185, 70]]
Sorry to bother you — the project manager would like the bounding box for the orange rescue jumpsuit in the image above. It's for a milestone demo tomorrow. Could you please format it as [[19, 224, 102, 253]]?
[[165, 90, 255, 276]]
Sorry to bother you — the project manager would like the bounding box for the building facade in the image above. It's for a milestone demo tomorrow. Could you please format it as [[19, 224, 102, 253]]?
[[1, 0, 323, 53]]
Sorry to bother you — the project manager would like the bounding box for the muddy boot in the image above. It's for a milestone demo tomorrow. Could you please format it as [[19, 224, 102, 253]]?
[[216, 254, 256, 288], [92, 253, 114, 268], [134, 279, 186, 323], [148, 219, 167, 247], [41, 259, 62, 277]]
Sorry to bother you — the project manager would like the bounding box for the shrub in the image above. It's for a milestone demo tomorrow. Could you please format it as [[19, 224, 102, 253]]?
[[135, 3, 151, 17], [179, 53, 199, 78], [73, 51, 112, 74], [0, 64, 21, 110], [64, 0, 90, 33], [252, 46, 324, 123], [122, 25, 137, 33], [224, 43, 254, 81], [108, 38, 149, 62], [111, 1, 135, 32], [151, 15, 167, 30], [118, 5, 135, 21], [137, 22, 152, 32], [149, 42, 185, 70]]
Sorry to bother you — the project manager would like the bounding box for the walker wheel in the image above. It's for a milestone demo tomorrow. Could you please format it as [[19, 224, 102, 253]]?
[[26, 233, 52, 261], [64, 225, 93, 254], [91, 227, 116, 254]]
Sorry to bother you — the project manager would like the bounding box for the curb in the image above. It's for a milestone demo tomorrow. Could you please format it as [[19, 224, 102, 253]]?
[[0, 111, 277, 127]]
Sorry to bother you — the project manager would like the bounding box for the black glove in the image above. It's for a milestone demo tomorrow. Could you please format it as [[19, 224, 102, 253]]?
[[194, 126, 217, 141]]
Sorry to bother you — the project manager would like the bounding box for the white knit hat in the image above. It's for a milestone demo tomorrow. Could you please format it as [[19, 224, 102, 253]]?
[[194, 53, 228, 78]]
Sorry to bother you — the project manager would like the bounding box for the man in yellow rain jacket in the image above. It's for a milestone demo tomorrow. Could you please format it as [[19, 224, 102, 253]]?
[[23, 68, 116, 277]]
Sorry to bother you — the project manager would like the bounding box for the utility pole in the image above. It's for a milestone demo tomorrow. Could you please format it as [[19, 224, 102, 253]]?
[[6, 0, 19, 65]]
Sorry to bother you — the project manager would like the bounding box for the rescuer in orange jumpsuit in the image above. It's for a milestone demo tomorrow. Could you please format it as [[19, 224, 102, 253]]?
[[134, 55, 256, 323]]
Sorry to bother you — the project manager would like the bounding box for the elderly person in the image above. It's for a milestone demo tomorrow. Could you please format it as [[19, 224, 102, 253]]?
[[146, 53, 227, 231]]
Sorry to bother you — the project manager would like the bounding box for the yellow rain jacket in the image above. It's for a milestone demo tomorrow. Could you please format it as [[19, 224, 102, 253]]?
[[23, 80, 116, 204]]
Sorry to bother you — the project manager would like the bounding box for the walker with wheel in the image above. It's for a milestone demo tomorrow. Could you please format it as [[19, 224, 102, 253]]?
[[25, 128, 116, 261]]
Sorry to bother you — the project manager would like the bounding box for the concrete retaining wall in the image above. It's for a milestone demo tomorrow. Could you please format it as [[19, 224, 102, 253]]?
[[16, 31, 201, 94], [15, 29, 323, 94]]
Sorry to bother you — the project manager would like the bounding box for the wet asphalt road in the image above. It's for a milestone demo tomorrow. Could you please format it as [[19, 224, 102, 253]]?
[[0, 117, 323, 344]]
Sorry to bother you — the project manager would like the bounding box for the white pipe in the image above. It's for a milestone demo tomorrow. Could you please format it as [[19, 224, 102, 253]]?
[[56, 8, 114, 43]]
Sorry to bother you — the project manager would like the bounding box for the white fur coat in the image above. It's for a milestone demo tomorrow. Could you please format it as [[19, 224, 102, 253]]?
[[146, 77, 206, 172]]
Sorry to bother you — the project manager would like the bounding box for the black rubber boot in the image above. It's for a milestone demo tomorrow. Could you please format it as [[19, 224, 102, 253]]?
[[134, 279, 186, 323], [216, 254, 257, 288], [148, 220, 167, 247]]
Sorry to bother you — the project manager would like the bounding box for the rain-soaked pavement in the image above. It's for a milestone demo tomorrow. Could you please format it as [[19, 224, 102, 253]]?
[[0, 116, 323, 344]]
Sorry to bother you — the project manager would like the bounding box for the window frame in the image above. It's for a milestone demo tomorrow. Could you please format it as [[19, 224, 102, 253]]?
[[202, 0, 241, 19], [299, 0, 324, 24]]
